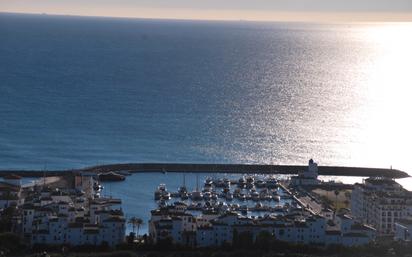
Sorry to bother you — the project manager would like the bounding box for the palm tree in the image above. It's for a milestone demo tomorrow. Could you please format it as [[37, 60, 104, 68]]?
[[135, 218, 143, 236], [334, 190, 340, 213], [128, 217, 137, 235], [128, 217, 144, 238]]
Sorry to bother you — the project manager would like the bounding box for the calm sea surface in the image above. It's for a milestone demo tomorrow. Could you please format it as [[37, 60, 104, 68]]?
[[1, 13, 412, 232]]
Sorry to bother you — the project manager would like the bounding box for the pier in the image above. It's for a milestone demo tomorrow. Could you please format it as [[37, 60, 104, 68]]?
[[0, 163, 408, 178]]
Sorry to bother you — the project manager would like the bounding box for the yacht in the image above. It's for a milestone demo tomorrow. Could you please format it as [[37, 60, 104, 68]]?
[[238, 177, 246, 188], [178, 174, 188, 199], [223, 178, 231, 188], [203, 191, 212, 201], [273, 205, 284, 212], [255, 202, 269, 211], [260, 190, 272, 201], [245, 176, 254, 185], [273, 194, 281, 202], [191, 174, 203, 201], [214, 178, 225, 188], [238, 193, 247, 201], [233, 188, 241, 198], [225, 192, 233, 201], [203, 178, 213, 192], [255, 180, 266, 188], [190, 190, 203, 201], [154, 184, 168, 200], [98, 172, 125, 182], [251, 191, 260, 201], [180, 192, 189, 200], [240, 205, 248, 215], [266, 178, 278, 189]]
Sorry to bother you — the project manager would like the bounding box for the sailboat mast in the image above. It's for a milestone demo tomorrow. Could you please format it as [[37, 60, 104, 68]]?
[[196, 174, 199, 191], [183, 174, 186, 187]]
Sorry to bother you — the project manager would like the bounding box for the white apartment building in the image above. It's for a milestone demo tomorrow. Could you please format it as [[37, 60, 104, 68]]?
[[0, 174, 22, 209], [351, 177, 412, 236], [149, 205, 376, 248], [19, 187, 125, 247], [394, 218, 412, 241]]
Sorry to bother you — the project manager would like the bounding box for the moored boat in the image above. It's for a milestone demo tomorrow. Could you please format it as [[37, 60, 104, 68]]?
[[98, 172, 125, 182]]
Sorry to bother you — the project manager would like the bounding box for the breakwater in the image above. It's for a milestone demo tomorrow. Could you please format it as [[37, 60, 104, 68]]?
[[0, 163, 409, 178]]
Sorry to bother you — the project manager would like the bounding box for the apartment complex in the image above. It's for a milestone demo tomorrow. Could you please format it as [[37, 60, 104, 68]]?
[[2, 173, 127, 248], [351, 177, 412, 236], [149, 203, 376, 247]]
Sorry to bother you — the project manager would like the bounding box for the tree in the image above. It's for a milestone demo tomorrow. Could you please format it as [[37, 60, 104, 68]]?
[[0, 207, 16, 233], [135, 218, 143, 236], [234, 231, 253, 249], [255, 231, 274, 250], [334, 190, 340, 213], [128, 217, 143, 240]]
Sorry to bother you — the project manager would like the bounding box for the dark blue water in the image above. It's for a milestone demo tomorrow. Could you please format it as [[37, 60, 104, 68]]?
[[1, 13, 412, 178]]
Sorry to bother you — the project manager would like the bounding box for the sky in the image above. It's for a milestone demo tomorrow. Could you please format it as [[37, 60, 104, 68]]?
[[1, 0, 412, 21]]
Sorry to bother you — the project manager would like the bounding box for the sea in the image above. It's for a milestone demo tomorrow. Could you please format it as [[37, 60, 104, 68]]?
[[1, 13, 412, 233]]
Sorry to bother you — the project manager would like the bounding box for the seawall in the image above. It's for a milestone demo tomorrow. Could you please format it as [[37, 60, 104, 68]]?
[[0, 163, 409, 178]]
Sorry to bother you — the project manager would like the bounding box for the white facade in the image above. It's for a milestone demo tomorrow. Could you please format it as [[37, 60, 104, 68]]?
[[351, 177, 412, 236], [149, 206, 376, 248], [0, 176, 22, 209], [394, 219, 412, 241], [19, 187, 125, 248]]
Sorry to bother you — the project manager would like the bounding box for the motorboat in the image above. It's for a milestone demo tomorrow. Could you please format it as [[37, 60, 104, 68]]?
[[190, 190, 203, 201], [225, 192, 233, 201], [98, 172, 125, 182], [203, 192, 212, 201], [251, 191, 260, 201], [238, 193, 246, 201], [266, 178, 278, 189], [211, 193, 218, 200], [255, 180, 266, 188], [240, 205, 248, 215], [223, 178, 231, 188], [154, 184, 169, 200], [238, 177, 246, 188]]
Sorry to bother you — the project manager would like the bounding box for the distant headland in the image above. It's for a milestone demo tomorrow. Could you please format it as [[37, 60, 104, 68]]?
[[0, 163, 409, 178]]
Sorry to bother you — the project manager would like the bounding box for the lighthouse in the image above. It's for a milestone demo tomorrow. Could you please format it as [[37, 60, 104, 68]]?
[[290, 159, 320, 186]]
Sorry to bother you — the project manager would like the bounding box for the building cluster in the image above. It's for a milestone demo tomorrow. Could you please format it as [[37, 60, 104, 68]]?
[[0, 174, 23, 209], [149, 203, 376, 248], [290, 159, 320, 186], [1, 173, 126, 248], [351, 177, 412, 236]]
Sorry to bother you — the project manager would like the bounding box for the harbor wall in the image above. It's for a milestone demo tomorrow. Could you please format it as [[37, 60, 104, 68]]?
[[0, 163, 409, 178]]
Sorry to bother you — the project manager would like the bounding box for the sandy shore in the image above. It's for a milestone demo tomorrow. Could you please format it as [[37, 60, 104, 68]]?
[[22, 176, 62, 188]]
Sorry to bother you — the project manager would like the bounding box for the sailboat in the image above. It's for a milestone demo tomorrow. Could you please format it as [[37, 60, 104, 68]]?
[[190, 174, 203, 201], [178, 174, 188, 200]]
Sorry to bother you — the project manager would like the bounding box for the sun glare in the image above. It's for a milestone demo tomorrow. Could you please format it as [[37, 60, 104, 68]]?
[[347, 23, 412, 172]]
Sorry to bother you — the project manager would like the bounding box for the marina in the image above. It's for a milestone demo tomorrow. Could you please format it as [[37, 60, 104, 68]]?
[[1, 158, 411, 249], [100, 172, 296, 234], [153, 175, 295, 216], [98, 163, 363, 235]]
